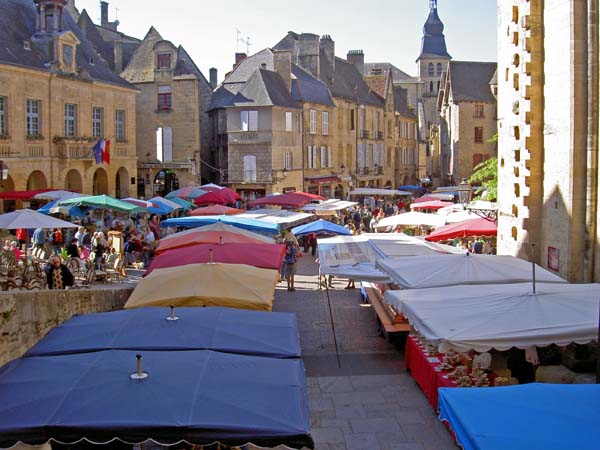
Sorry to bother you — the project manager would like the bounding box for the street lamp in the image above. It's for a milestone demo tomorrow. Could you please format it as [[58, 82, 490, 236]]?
[[457, 178, 472, 205]]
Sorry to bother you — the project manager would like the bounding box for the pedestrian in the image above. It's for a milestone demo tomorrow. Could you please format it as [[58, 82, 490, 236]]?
[[32, 227, 47, 254], [283, 241, 298, 291], [16, 228, 27, 250], [308, 232, 318, 257], [45, 256, 74, 290]]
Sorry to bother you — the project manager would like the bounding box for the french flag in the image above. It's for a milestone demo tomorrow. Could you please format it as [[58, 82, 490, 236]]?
[[102, 139, 111, 165]]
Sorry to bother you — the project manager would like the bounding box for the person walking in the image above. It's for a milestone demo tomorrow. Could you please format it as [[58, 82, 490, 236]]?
[[283, 241, 298, 291]]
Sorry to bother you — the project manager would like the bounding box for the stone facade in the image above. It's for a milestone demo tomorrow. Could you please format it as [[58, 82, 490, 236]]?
[[0, 286, 133, 366], [497, 0, 600, 282], [0, 0, 138, 208]]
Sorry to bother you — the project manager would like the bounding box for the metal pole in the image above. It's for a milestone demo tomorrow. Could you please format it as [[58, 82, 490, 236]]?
[[324, 283, 341, 368], [531, 242, 536, 294]]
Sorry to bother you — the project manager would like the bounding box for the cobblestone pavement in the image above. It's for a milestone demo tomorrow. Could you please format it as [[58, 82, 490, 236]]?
[[273, 253, 457, 450]]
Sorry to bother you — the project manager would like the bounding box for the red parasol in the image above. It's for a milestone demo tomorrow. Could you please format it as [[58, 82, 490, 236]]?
[[189, 205, 244, 216], [425, 218, 497, 242]]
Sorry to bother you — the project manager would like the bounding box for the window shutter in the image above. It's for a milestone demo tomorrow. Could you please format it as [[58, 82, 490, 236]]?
[[285, 112, 292, 131], [328, 147, 332, 168], [249, 111, 258, 131], [307, 146, 313, 169], [322, 112, 329, 135], [241, 111, 249, 131], [163, 127, 173, 162], [244, 155, 257, 182], [358, 144, 365, 168], [310, 110, 316, 134], [156, 128, 163, 162], [320, 146, 326, 168]]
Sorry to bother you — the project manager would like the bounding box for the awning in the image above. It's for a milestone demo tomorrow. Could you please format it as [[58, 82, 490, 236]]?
[[0, 189, 54, 200], [304, 176, 341, 184]]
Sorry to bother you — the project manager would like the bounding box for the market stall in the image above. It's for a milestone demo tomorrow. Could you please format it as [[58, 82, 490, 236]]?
[[375, 211, 446, 231], [125, 262, 279, 311], [438, 383, 600, 450], [236, 208, 315, 229], [26, 307, 301, 359], [161, 214, 281, 236]]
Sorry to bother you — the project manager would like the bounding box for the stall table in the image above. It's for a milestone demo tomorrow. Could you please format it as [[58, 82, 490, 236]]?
[[405, 335, 495, 410]]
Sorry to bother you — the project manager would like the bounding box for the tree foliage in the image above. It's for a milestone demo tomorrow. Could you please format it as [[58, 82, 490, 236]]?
[[469, 156, 498, 201]]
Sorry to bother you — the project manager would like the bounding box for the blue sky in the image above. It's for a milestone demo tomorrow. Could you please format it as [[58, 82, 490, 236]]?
[[74, 0, 497, 82]]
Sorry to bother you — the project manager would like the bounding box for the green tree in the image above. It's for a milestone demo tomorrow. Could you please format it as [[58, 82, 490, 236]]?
[[469, 156, 498, 201]]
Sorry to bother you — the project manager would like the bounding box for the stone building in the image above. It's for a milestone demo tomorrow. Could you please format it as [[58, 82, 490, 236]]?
[[496, 0, 599, 282], [274, 33, 390, 195], [209, 48, 335, 201], [364, 70, 419, 187], [436, 61, 498, 183], [119, 27, 213, 198], [0, 0, 137, 208]]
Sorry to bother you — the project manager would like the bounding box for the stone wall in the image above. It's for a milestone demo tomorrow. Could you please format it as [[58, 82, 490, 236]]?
[[0, 287, 133, 366]]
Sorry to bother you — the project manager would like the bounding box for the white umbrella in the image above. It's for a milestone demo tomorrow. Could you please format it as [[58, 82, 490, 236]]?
[[376, 212, 446, 230], [0, 209, 78, 229], [33, 190, 85, 201]]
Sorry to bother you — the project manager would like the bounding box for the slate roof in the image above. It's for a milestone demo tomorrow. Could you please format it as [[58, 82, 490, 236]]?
[[174, 45, 209, 84], [392, 86, 416, 119], [77, 9, 114, 67], [0, 0, 134, 89], [448, 61, 497, 103], [419, 6, 451, 59], [364, 75, 387, 98], [212, 48, 333, 111], [364, 63, 418, 83], [120, 27, 163, 83], [232, 69, 301, 109], [331, 57, 383, 107]]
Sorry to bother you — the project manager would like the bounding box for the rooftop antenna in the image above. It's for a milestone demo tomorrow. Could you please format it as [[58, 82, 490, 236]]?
[[235, 27, 252, 54]]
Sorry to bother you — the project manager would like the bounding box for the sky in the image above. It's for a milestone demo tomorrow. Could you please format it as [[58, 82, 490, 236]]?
[[73, 0, 497, 83]]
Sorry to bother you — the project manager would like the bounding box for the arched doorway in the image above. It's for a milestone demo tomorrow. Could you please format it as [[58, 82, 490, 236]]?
[[115, 167, 129, 199], [26, 171, 47, 190], [92, 168, 108, 195], [1, 175, 16, 212], [384, 181, 393, 189], [334, 184, 344, 200], [153, 169, 179, 196], [64, 169, 82, 193]]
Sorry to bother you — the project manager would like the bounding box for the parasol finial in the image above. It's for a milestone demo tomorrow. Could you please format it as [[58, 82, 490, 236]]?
[[130, 353, 149, 380], [165, 304, 179, 321]]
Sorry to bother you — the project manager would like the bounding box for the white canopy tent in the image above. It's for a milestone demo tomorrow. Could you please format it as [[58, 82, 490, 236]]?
[[317, 234, 462, 282], [236, 209, 314, 227], [384, 282, 600, 353], [375, 212, 446, 230], [377, 254, 566, 289], [299, 199, 358, 215]]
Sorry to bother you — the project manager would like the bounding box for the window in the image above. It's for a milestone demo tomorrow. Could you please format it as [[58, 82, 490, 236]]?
[[474, 127, 484, 143], [157, 52, 172, 70], [437, 63, 443, 76], [0, 97, 6, 136], [322, 111, 329, 135], [243, 155, 257, 182], [285, 111, 293, 132], [474, 104, 485, 118], [309, 109, 317, 134], [338, 110, 344, 129], [320, 146, 331, 168], [473, 153, 489, 168], [64, 103, 77, 137], [430, 81, 434, 93], [92, 107, 104, 138], [428, 63, 434, 77], [115, 109, 125, 140], [357, 143, 365, 168], [373, 144, 379, 168], [375, 112, 380, 133], [26, 99, 40, 137], [307, 146, 318, 169], [359, 108, 365, 130], [241, 110, 258, 131], [158, 85, 172, 111], [284, 151, 293, 170], [156, 127, 173, 162], [62, 44, 74, 67], [350, 109, 355, 130]]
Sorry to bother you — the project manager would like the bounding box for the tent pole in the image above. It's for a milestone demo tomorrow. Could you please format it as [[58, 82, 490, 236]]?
[[531, 242, 536, 294], [324, 283, 341, 368]]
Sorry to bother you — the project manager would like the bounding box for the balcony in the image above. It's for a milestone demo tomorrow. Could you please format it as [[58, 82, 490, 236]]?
[[356, 167, 370, 176], [56, 143, 93, 159], [240, 131, 259, 141], [374, 165, 383, 175], [359, 129, 370, 139]]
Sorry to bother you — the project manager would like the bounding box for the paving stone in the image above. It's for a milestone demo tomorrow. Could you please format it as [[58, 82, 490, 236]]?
[[319, 376, 355, 393], [343, 432, 382, 450], [350, 417, 401, 434], [310, 397, 334, 412], [333, 404, 368, 420], [311, 427, 345, 445], [331, 391, 386, 407]]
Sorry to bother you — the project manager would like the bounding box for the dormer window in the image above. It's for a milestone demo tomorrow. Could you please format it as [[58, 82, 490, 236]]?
[[157, 52, 172, 70]]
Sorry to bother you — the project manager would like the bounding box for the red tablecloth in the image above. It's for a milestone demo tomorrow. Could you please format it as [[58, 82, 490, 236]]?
[[405, 335, 458, 410]]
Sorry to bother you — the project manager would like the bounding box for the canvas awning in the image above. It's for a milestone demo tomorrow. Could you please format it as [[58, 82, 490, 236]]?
[[425, 217, 497, 241], [161, 215, 281, 235], [438, 383, 600, 450], [236, 209, 314, 227], [377, 254, 566, 289], [26, 307, 301, 358], [146, 243, 285, 274], [0, 350, 313, 449], [125, 263, 279, 311], [384, 282, 600, 352], [291, 219, 351, 237]]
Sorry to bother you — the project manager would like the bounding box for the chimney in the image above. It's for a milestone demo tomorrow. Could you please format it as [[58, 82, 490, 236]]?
[[209, 68, 218, 89], [319, 35, 335, 84], [347, 50, 365, 76], [235, 52, 247, 66], [100, 1, 108, 27], [114, 40, 123, 73], [297, 33, 320, 78], [273, 50, 292, 93]]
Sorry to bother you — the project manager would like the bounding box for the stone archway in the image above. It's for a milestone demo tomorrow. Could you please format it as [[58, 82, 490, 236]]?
[[115, 167, 129, 199], [153, 169, 179, 196], [64, 169, 82, 193], [0, 176, 16, 212], [384, 180, 393, 189], [92, 168, 108, 195], [26, 171, 47, 190]]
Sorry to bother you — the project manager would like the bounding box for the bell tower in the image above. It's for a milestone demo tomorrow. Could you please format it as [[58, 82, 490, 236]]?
[[34, 0, 68, 34]]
